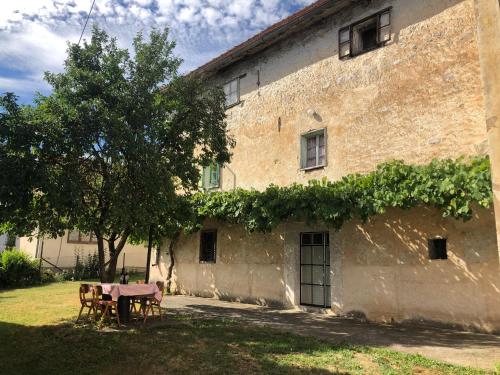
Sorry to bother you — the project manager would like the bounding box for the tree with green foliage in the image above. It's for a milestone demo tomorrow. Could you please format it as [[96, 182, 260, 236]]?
[[0, 26, 233, 282], [0, 93, 41, 236]]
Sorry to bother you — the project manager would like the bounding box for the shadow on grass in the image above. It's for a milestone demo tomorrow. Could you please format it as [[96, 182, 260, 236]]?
[[0, 317, 352, 375], [0, 313, 491, 375], [172, 303, 500, 351]]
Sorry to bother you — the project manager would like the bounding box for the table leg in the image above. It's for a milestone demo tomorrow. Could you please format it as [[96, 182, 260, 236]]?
[[118, 296, 130, 323]]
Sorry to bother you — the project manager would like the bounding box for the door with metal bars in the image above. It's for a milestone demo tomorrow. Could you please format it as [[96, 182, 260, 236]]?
[[300, 232, 331, 307]]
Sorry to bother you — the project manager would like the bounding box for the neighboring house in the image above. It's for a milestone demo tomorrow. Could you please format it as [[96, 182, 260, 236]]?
[[19, 230, 148, 271], [150, 0, 500, 332]]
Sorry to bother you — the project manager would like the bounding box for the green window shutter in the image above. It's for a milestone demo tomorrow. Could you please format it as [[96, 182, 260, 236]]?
[[300, 136, 307, 169], [201, 163, 221, 190], [201, 166, 210, 190]]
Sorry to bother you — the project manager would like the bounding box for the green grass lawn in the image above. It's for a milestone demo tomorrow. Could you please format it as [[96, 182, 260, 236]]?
[[0, 282, 493, 375]]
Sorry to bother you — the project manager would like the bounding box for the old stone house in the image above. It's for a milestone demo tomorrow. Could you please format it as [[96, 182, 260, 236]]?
[[151, 0, 500, 332]]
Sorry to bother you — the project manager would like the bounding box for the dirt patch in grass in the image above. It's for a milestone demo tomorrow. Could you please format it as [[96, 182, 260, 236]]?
[[412, 366, 445, 375], [226, 343, 263, 374], [355, 352, 382, 374]]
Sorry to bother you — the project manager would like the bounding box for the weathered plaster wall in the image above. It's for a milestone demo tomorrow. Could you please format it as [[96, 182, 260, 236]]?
[[334, 206, 499, 332], [18, 232, 148, 269], [213, 0, 487, 191], [159, 221, 286, 306], [154, 0, 500, 331], [474, 0, 500, 256], [161, 207, 499, 331]]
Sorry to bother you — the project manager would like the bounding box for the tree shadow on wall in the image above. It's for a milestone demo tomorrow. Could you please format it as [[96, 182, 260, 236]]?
[[340, 206, 499, 332]]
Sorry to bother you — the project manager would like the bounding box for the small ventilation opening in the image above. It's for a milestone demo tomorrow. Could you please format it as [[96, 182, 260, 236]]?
[[428, 238, 447, 260]]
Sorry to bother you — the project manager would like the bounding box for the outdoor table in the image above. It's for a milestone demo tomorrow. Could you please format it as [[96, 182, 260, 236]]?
[[100, 283, 162, 323]]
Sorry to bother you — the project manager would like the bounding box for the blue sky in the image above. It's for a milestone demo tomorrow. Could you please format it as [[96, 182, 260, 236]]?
[[0, 0, 314, 104]]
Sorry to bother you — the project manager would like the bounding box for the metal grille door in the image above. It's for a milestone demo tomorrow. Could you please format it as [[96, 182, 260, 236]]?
[[300, 232, 330, 307]]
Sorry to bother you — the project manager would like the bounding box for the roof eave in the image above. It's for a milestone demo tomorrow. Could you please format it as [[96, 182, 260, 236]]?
[[190, 0, 353, 79]]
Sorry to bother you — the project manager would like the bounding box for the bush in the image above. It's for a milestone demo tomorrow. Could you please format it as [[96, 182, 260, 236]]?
[[82, 253, 100, 280], [71, 253, 100, 281], [54, 270, 73, 282], [73, 254, 85, 280], [5, 234, 16, 248], [40, 269, 56, 284], [0, 249, 39, 288]]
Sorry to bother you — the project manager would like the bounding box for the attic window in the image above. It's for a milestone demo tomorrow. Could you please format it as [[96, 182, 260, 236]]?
[[339, 8, 392, 59], [223, 78, 240, 107], [428, 238, 447, 260]]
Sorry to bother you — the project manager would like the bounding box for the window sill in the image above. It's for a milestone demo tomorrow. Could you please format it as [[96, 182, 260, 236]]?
[[340, 43, 387, 60], [300, 164, 326, 172], [199, 261, 216, 264], [225, 101, 241, 110]]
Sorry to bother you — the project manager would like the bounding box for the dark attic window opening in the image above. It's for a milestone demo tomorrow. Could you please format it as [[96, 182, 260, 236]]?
[[428, 238, 447, 260], [361, 25, 378, 50]]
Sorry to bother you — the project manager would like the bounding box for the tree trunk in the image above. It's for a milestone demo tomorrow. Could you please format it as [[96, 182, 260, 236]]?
[[103, 258, 118, 283], [97, 235, 106, 282], [99, 232, 130, 283], [145, 225, 153, 283], [166, 233, 179, 294]]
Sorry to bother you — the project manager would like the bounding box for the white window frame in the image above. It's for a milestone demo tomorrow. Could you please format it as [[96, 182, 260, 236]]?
[[300, 128, 327, 170]]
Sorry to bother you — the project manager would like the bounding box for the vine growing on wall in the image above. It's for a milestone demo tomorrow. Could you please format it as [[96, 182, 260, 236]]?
[[185, 156, 492, 233]]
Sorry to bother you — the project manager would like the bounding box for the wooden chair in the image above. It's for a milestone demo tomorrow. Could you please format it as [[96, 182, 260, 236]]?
[[93, 285, 121, 328], [130, 280, 146, 316], [143, 281, 165, 324], [76, 284, 96, 323]]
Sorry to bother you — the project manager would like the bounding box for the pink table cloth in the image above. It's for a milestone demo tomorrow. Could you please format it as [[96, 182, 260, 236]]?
[[100, 283, 162, 302]]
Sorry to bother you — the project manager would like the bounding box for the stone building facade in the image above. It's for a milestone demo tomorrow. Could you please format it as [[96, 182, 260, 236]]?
[[151, 0, 500, 332]]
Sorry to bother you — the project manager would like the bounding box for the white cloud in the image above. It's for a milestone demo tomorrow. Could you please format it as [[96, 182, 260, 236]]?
[[0, 23, 71, 73], [252, 7, 281, 27], [0, 0, 318, 103], [201, 7, 222, 26], [177, 6, 200, 23], [227, 0, 256, 19], [0, 75, 50, 97]]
